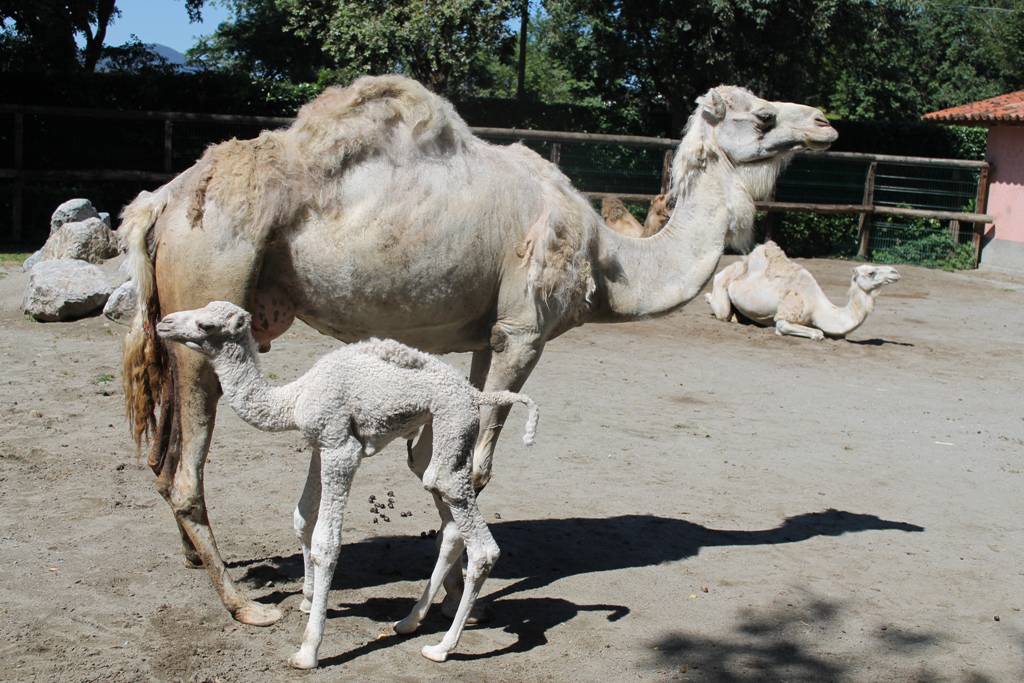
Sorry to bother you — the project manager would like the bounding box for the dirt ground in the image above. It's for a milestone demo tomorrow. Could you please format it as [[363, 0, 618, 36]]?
[[1, 256, 1022, 683]]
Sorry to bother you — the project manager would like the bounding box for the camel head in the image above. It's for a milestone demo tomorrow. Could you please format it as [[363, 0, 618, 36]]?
[[156, 301, 253, 355], [852, 264, 901, 293], [671, 86, 837, 251]]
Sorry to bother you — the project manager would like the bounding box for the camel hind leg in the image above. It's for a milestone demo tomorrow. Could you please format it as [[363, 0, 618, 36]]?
[[705, 261, 743, 321]]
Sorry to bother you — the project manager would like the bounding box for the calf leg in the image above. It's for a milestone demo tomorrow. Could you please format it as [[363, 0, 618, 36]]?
[[289, 437, 362, 670], [393, 492, 463, 635], [293, 447, 322, 613], [421, 496, 499, 662]]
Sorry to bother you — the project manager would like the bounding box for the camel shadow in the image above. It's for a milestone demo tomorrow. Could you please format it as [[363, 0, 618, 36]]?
[[313, 595, 629, 667], [236, 508, 924, 602], [847, 337, 915, 347]]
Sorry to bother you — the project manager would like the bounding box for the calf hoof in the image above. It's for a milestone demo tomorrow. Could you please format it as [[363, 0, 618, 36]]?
[[420, 643, 449, 663], [287, 649, 318, 670], [299, 597, 312, 614], [233, 601, 283, 627]]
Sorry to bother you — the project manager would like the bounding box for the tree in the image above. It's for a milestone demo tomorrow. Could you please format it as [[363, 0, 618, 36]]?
[[188, 0, 329, 81], [275, 0, 518, 96], [0, 0, 117, 72]]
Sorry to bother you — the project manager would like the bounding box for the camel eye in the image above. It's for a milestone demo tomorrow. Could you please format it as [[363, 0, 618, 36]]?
[[754, 110, 776, 129]]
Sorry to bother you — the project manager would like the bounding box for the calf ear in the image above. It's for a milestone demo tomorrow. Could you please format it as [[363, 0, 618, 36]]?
[[227, 309, 252, 336]]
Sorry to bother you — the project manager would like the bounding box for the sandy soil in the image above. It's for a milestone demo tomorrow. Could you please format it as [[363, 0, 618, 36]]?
[[1, 256, 1022, 683]]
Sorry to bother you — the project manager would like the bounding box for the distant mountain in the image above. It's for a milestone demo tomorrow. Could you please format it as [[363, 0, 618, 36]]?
[[148, 43, 189, 67], [97, 42, 195, 72]]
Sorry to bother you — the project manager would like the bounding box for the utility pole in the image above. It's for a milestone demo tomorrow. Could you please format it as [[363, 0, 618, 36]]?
[[516, 0, 528, 100]]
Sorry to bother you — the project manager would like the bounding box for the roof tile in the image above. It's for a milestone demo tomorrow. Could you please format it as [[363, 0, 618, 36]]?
[[923, 91, 1024, 125]]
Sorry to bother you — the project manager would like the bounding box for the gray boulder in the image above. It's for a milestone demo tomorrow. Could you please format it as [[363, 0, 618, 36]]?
[[99, 211, 112, 230], [103, 280, 136, 325], [23, 259, 114, 322], [50, 198, 100, 235], [41, 217, 119, 264], [21, 249, 43, 272]]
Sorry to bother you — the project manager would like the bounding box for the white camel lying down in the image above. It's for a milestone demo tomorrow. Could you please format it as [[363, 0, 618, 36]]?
[[156, 301, 539, 669], [705, 241, 900, 340]]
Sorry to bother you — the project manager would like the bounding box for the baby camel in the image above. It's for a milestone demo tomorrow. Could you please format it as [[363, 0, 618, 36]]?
[[705, 241, 900, 340], [155, 301, 538, 669]]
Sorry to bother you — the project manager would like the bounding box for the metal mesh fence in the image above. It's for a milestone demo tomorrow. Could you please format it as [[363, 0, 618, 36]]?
[[0, 107, 987, 269]]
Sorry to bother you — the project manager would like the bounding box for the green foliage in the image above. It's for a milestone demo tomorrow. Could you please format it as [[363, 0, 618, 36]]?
[[275, 0, 517, 97], [771, 212, 860, 259], [871, 217, 976, 270]]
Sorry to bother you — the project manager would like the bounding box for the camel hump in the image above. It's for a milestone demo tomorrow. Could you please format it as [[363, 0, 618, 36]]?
[[759, 240, 803, 280], [291, 74, 474, 171], [356, 338, 431, 370]]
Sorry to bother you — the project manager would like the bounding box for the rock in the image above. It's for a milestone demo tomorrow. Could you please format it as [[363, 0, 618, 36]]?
[[103, 280, 136, 325], [23, 259, 114, 322], [50, 199, 100, 235], [21, 249, 43, 272], [41, 217, 119, 264], [99, 212, 112, 230]]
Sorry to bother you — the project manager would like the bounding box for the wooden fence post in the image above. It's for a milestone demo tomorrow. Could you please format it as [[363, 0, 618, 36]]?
[[660, 149, 673, 194], [948, 219, 960, 244], [163, 119, 174, 173], [857, 161, 878, 258], [12, 111, 24, 243], [549, 142, 561, 166], [972, 164, 990, 268]]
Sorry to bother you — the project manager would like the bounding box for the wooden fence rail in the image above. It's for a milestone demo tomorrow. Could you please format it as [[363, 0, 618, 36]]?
[[0, 104, 993, 264]]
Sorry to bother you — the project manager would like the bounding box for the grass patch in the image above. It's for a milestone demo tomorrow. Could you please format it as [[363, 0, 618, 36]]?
[[95, 373, 115, 384], [0, 252, 31, 264]]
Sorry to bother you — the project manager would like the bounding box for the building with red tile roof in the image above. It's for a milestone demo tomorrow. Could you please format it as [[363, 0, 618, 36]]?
[[925, 92, 1024, 272]]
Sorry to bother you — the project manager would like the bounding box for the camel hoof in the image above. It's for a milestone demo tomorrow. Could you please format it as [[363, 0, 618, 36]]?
[[287, 649, 317, 670], [393, 618, 419, 635], [234, 601, 283, 627], [298, 597, 312, 613], [420, 644, 449, 663]]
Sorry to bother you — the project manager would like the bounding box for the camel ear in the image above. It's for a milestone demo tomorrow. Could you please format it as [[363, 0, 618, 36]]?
[[700, 89, 727, 123]]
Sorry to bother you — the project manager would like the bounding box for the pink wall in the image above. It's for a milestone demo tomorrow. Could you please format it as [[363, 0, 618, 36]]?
[[985, 126, 1024, 243]]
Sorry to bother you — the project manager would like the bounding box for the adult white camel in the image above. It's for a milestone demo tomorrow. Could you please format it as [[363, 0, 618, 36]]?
[[705, 241, 900, 340], [119, 75, 836, 626]]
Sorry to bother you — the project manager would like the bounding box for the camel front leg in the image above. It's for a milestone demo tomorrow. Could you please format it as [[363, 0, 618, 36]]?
[[168, 348, 283, 626], [165, 350, 282, 626], [775, 319, 825, 341], [471, 332, 543, 491], [294, 447, 322, 613], [289, 437, 362, 670]]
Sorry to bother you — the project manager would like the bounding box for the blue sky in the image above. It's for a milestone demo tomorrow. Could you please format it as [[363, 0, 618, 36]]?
[[105, 0, 232, 53]]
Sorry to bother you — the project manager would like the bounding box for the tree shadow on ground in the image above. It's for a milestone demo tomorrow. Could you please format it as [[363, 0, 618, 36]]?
[[236, 509, 923, 603], [646, 598, 1002, 683]]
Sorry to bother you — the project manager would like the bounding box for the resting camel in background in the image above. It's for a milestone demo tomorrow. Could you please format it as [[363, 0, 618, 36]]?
[[600, 193, 673, 238], [119, 74, 836, 625], [706, 241, 901, 340]]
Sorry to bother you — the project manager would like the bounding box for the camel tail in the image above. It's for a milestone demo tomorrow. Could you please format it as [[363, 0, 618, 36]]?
[[475, 391, 539, 446], [118, 188, 171, 460]]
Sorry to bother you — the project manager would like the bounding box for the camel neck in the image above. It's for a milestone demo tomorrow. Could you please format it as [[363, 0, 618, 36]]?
[[816, 281, 876, 337], [210, 340, 296, 431], [591, 160, 750, 320]]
